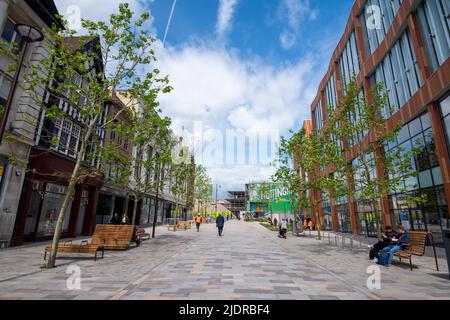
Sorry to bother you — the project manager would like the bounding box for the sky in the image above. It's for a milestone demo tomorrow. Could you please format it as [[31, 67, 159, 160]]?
[[54, 0, 354, 199]]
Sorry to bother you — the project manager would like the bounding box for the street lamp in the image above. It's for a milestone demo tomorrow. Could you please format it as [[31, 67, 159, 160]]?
[[215, 184, 221, 215], [0, 24, 44, 144]]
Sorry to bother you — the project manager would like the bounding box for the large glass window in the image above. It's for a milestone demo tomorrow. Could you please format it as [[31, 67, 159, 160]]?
[[335, 196, 351, 233], [321, 190, 332, 230], [440, 95, 450, 157], [35, 183, 73, 238], [313, 100, 323, 132], [362, 0, 403, 54], [1, 19, 24, 53], [372, 29, 422, 117], [338, 31, 360, 93], [51, 118, 82, 158], [417, 0, 450, 74], [0, 73, 12, 108], [324, 73, 338, 115], [386, 111, 448, 244]]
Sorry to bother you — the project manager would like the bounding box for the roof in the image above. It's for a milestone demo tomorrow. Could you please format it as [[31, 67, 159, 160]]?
[[25, 0, 63, 29]]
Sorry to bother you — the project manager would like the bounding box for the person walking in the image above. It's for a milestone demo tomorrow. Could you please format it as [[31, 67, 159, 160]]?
[[280, 219, 288, 238], [195, 214, 202, 232], [216, 213, 225, 236]]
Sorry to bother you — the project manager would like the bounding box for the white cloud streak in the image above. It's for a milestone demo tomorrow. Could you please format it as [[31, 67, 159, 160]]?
[[278, 0, 319, 50], [163, 0, 177, 46], [216, 0, 239, 37]]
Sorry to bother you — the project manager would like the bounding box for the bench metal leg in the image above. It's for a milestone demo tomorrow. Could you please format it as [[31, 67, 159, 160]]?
[[409, 256, 412, 271], [44, 251, 47, 261], [94, 251, 97, 261]]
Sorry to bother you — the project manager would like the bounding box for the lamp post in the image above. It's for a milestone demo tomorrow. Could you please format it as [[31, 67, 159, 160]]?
[[0, 24, 44, 144], [215, 184, 221, 215]]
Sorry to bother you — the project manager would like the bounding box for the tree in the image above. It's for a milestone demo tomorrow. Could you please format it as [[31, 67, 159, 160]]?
[[272, 132, 303, 230], [330, 79, 426, 239], [194, 165, 212, 216], [127, 101, 174, 227], [16, 4, 172, 268], [169, 146, 192, 226]]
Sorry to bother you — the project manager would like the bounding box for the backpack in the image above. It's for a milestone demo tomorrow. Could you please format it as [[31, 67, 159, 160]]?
[[377, 250, 389, 266]]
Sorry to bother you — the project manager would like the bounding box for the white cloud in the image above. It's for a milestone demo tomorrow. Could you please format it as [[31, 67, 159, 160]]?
[[277, 0, 318, 50], [54, 0, 152, 31], [216, 0, 239, 37], [153, 43, 321, 193], [54, 0, 323, 196]]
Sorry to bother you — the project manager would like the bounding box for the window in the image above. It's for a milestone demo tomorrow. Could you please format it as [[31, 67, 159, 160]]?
[[417, 0, 450, 74], [338, 31, 360, 93], [385, 112, 442, 192], [51, 118, 82, 158], [362, 0, 403, 54], [324, 72, 338, 115], [134, 143, 144, 179], [1, 19, 24, 53], [314, 100, 323, 133], [0, 73, 12, 109], [372, 29, 422, 117], [440, 95, 450, 157]]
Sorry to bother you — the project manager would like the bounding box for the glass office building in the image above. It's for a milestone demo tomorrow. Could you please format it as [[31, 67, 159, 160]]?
[[305, 0, 450, 244]]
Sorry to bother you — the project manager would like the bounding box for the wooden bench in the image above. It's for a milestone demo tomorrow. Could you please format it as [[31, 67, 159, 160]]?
[[135, 227, 151, 241], [91, 224, 137, 250], [168, 221, 191, 231], [177, 221, 191, 230], [394, 231, 439, 271], [294, 225, 305, 237], [44, 240, 104, 261]]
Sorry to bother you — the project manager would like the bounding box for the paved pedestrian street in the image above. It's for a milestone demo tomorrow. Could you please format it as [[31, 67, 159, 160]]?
[[0, 221, 449, 300]]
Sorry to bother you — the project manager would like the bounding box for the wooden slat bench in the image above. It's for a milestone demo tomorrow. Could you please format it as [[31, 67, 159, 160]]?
[[44, 240, 104, 261], [91, 224, 137, 250], [394, 231, 439, 271], [177, 221, 191, 230], [135, 227, 151, 240], [168, 221, 191, 231]]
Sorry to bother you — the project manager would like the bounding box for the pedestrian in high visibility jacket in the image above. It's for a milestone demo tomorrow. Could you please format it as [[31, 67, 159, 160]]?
[[195, 214, 202, 232]]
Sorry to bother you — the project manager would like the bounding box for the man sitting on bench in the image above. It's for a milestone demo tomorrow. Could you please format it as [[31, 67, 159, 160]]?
[[369, 225, 397, 260], [380, 225, 410, 267]]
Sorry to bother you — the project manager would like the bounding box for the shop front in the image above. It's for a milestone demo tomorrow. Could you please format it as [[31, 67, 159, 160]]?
[[13, 150, 103, 245]]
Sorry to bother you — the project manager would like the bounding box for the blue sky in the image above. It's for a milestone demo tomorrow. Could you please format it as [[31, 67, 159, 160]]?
[[147, 0, 353, 68], [55, 0, 354, 197]]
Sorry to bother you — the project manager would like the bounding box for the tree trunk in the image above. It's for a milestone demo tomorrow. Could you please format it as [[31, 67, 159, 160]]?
[[45, 122, 95, 268], [291, 198, 297, 233], [372, 201, 382, 240], [152, 187, 159, 238]]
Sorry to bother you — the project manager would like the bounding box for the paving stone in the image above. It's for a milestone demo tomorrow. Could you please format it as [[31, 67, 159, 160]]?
[[0, 222, 448, 300]]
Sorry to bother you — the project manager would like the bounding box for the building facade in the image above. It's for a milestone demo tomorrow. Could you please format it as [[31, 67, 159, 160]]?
[[13, 36, 105, 245], [307, 0, 449, 244], [225, 191, 247, 217], [0, 0, 60, 246]]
